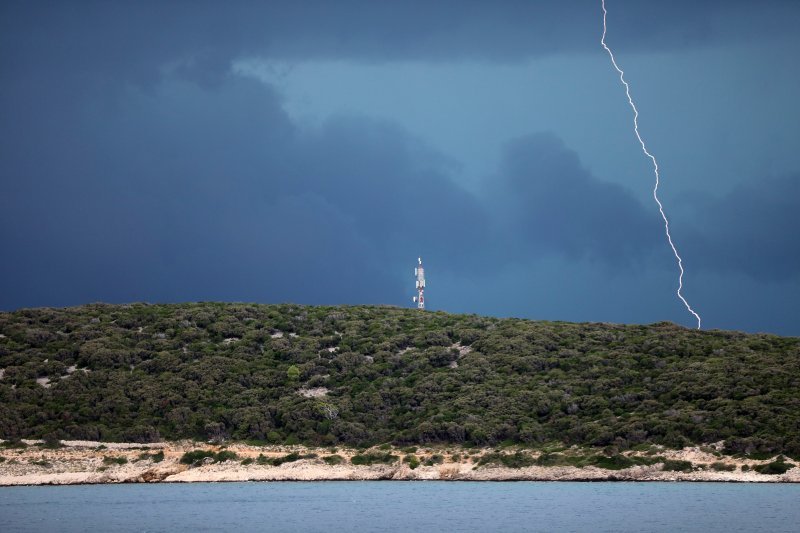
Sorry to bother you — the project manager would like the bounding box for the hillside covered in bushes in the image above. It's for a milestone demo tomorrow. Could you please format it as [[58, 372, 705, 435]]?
[[0, 303, 798, 457]]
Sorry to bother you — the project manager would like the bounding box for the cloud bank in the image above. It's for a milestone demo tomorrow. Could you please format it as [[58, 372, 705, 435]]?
[[1, 1, 798, 334]]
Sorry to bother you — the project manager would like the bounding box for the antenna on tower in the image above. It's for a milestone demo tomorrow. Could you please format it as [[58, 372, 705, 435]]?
[[413, 257, 425, 310]]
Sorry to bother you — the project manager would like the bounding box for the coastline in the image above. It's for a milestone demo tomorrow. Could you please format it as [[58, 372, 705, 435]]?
[[1, 440, 798, 486]]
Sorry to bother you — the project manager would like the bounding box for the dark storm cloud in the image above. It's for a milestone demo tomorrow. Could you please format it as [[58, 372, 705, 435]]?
[[290, 116, 491, 271], [3, 40, 790, 310], [493, 133, 660, 267], [0, 42, 657, 312], [685, 175, 800, 281], [491, 134, 800, 282], [0, 71, 491, 309], [1, 1, 798, 334], [2, 0, 793, 89]]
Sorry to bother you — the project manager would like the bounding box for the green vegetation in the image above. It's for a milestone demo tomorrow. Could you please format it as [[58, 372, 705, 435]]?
[[480, 451, 666, 470], [1, 303, 799, 455], [710, 461, 736, 472], [42, 435, 63, 449], [102, 455, 128, 465], [350, 452, 397, 465], [240, 457, 254, 465], [479, 451, 536, 468], [589, 454, 635, 470], [269, 452, 316, 466], [531, 452, 570, 467], [662, 459, 694, 472], [403, 454, 420, 469], [214, 450, 239, 462], [137, 450, 164, 463], [589, 454, 633, 470], [323, 454, 344, 465], [180, 450, 215, 465], [179, 449, 238, 465], [587, 454, 660, 470], [753, 458, 792, 475], [424, 454, 444, 466]]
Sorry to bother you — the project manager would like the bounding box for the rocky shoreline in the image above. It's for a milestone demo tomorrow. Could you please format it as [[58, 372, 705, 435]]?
[[1, 440, 798, 486]]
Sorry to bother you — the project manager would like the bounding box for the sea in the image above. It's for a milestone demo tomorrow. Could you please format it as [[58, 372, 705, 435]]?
[[1, 481, 798, 532]]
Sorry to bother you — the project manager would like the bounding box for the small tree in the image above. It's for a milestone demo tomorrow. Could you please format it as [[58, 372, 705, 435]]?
[[287, 365, 300, 382], [42, 434, 63, 449]]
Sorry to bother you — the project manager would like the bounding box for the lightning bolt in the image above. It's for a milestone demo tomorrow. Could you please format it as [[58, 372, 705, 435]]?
[[600, 0, 701, 329]]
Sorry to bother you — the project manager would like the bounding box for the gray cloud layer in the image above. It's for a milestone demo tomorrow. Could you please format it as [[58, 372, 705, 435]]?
[[1, 1, 798, 333], [3, 0, 795, 87], [3, 66, 794, 308], [686, 175, 800, 282], [494, 133, 659, 266]]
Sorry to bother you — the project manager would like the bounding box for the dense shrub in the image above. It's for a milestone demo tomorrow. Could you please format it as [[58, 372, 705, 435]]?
[[480, 452, 536, 468], [753, 459, 792, 475], [323, 454, 344, 465], [590, 454, 637, 470], [179, 449, 239, 465], [1, 303, 798, 454], [533, 453, 569, 467], [214, 450, 239, 463], [710, 462, 736, 472], [42, 435, 63, 449], [403, 455, 420, 469], [180, 450, 216, 465], [271, 452, 300, 466], [271, 452, 316, 466], [662, 460, 694, 472], [424, 454, 444, 466], [137, 450, 165, 463], [351, 452, 397, 465]]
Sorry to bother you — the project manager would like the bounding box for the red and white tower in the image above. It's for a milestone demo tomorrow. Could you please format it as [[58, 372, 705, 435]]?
[[413, 257, 425, 310]]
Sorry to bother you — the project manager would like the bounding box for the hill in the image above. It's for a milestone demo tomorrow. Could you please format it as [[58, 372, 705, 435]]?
[[1, 303, 798, 458]]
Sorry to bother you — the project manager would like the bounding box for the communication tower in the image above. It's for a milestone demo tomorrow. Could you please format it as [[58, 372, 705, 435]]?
[[413, 257, 425, 310]]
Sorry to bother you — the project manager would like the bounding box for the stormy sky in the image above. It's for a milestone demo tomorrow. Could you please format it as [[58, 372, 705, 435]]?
[[1, 1, 798, 335]]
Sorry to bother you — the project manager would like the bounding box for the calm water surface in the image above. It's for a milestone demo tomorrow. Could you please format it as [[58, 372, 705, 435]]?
[[1, 481, 798, 532]]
